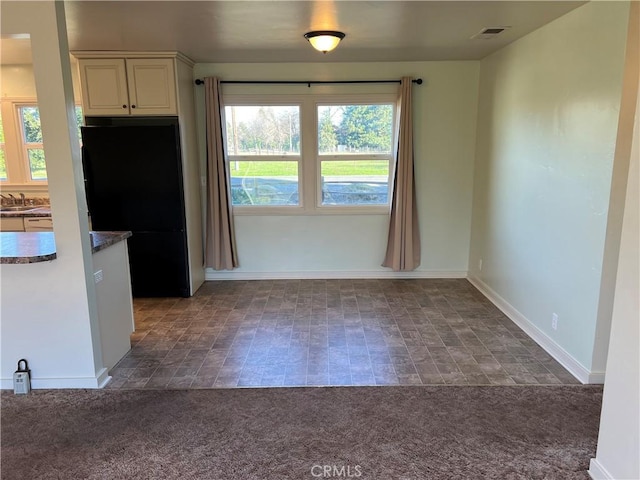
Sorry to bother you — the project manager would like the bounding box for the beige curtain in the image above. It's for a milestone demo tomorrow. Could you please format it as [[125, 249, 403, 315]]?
[[204, 77, 238, 270], [382, 77, 421, 271]]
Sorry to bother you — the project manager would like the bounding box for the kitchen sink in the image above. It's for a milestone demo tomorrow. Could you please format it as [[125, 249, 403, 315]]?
[[0, 205, 39, 212]]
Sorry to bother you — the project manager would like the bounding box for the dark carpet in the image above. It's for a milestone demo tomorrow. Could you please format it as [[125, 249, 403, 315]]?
[[1, 386, 602, 479]]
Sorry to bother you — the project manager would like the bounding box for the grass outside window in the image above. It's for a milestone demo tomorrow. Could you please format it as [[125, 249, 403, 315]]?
[[228, 159, 389, 177]]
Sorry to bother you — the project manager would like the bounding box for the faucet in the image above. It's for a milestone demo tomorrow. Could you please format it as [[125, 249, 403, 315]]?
[[8, 194, 16, 205], [19, 193, 25, 205]]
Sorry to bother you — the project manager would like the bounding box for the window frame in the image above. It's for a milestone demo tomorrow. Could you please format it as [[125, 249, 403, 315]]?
[[1, 98, 27, 185], [315, 99, 396, 212], [0, 98, 83, 188], [222, 93, 397, 216], [223, 97, 304, 212], [17, 104, 47, 182]]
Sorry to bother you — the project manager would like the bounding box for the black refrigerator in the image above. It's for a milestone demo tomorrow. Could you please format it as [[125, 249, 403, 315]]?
[[81, 116, 190, 298]]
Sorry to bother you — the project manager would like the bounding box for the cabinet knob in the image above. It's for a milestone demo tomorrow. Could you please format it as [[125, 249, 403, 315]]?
[[122, 105, 127, 108], [131, 105, 136, 109]]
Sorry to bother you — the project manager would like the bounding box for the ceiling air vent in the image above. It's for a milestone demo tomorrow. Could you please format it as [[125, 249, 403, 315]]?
[[470, 26, 511, 40]]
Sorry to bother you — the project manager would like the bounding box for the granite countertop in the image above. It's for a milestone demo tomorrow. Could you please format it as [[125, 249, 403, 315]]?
[[0, 232, 57, 264], [0, 206, 52, 218], [1, 230, 132, 264], [90, 231, 133, 254]]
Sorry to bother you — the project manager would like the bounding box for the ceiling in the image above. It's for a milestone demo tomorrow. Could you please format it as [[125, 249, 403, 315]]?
[[3, 1, 587, 65]]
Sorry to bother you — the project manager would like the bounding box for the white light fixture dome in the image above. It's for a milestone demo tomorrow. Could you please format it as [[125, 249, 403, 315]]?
[[304, 31, 345, 54]]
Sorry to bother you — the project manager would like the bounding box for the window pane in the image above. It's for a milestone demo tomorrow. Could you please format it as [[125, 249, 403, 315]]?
[[321, 160, 389, 205], [229, 161, 298, 206], [28, 149, 47, 180], [20, 106, 43, 143], [225, 106, 300, 155], [75, 106, 84, 142], [318, 104, 393, 155], [0, 148, 7, 181]]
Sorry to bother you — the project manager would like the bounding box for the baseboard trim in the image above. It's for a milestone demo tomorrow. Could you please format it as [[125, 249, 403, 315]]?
[[588, 458, 615, 480], [205, 270, 468, 281], [588, 370, 606, 384], [95, 368, 111, 388], [467, 275, 601, 385], [1, 367, 111, 390]]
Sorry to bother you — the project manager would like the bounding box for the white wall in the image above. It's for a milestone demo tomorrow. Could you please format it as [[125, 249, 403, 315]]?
[[0, 1, 105, 388], [1, 260, 106, 388], [590, 3, 639, 478], [175, 58, 206, 294], [590, 67, 640, 480], [468, 1, 630, 379], [194, 61, 479, 279], [1, 61, 82, 99]]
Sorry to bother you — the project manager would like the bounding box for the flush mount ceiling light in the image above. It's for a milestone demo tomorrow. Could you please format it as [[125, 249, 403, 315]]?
[[304, 30, 345, 54]]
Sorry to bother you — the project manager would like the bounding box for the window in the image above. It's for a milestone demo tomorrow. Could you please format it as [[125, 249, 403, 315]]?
[[223, 94, 396, 214], [317, 104, 393, 206], [0, 101, 83, 185], [19, 106, 46, 181], [225, 105, 300, 206]]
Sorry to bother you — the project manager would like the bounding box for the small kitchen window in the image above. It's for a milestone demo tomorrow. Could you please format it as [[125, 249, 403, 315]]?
[[19, 106, 47, 181], [0, 101, 83, 185]]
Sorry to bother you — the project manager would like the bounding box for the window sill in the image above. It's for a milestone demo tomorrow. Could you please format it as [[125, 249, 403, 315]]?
[[0, 183, 49, 192], [232, 206, 390, 216]]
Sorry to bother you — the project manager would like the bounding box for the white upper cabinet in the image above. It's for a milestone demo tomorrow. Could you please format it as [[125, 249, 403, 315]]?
[[79, 59, 129, 115], [79, 57, 177, 116], [125, 59, 177, 115]]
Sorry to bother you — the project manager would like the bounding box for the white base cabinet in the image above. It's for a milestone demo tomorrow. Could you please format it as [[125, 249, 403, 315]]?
[[24, 217, 53, 232], [0, 217, 25, 232], [93, 240, 135, 370]]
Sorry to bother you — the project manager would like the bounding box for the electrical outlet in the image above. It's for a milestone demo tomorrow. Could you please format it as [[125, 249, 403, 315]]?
[[551, 313, 558, 330], [478, 259, 483, 271], [94, 269, 104, 284]]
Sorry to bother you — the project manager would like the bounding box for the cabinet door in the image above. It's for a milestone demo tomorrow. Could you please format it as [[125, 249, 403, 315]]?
[[23, 217, 54, 232], [0, 217, 25, 232], [78, 59, 130, 116], [126, 59, 177, 115]]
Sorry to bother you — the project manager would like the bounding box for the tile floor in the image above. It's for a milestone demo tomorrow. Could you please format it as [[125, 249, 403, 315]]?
[[107, 279, 580, 389]]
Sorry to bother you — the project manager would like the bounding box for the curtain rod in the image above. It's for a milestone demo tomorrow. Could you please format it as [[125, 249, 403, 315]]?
[[194, 78, 423, 87]]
